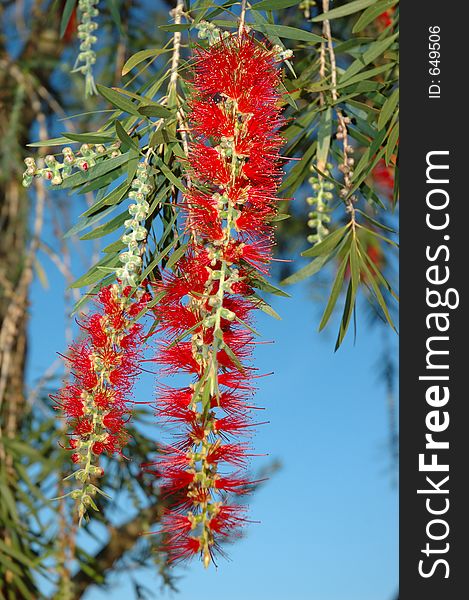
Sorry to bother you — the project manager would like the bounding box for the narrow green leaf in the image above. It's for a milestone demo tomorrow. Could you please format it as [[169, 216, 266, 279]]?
[[334, 279, 355, 350], [386, 122, 399, 164], [159, 23, 192, 32], [122, 48, 167, 75], [65, 204, 116, 238], [302, 225, 350, 257], [250, 23, 324, 43], [250, 293, 282, 320], [62, 132, 115, 144], [252, 0, 299, 9], [71, 275, 115, 314], [282, 252, 333, 285], [317, 107, 332, 166], [60, 0, 77, 38], [115, 121, 140, 151], [312, 0, 377, 21], [350, 238, 360, 298], [222, 343, 245, 373], [352, 0, 398, 33], [56, 152, 130, 190], [82, 181, 130, 217], [138, 104, 172, 118], [80, 211, 128, 240], [378, 88, 399, 130], [70, 255, 121, 289], [165, 243, 188, 269], [319, 253, 348, 331], [139, 238, 178, 280], [355, 210, 396, 233], [339, 63, 396, 89], [154, 156, 186, 193], [360, 250, 396, 330], [250, 273, 291, 298], [340, 33, 398, 83], [27, 136, 74, 148], [97, 85, 141, 116], [359, 225, 398, 248]]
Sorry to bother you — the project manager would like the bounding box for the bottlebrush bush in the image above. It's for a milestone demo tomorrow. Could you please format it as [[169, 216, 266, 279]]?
[[2, 0, 399, 595]]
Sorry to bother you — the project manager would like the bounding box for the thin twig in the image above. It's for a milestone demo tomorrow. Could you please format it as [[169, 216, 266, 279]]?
[[322, 0, 355, 221], [238, 0, 247, 37]]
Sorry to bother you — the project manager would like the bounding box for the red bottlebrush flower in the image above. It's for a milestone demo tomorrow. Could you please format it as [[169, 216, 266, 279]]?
[[207, 504, 248, 536], [166, 536, 201, 564], [54, 284, 150, 518], [74, 419, 93, 436], [71, 453, 81, 464], [373, 158, 395, 199], [152, 34, 285, 567], [92, 442, 105, 455], [161, 511, 193, 538], [377, 8, 395, 28]]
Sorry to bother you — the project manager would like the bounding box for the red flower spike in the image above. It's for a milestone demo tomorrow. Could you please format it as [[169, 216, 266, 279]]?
[[53, 283, 150, 518], [152, 34, 286, 567]]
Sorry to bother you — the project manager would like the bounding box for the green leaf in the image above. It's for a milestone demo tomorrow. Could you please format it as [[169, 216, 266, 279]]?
[[154, 156, 186, 193], [70, 255, 121, 289], [317, 107, 332, 167], [386, 122, 399, 164], [71, 275, 115, 314], [56, 152, 130, 190], [65, 204, 117, 238], [165, 243, 188, 269], [138, 104, 173, 118], [359, 244, 397, 330], [281, 252, 333, 285], [271, 213, 290, 222], [250, 23, 324, 43], [27, 136, 74, 148], [334, 280, 355, 350], [302, 225, 350, 257], [80, 211, 128, 240], [252, 0, 299, 9], [377, 87, 399, 130], [352, 0, 398, 33], [250, 293, 282, 320], [97, 85, 141, 116], [312, 0, 378, 21], [251, 273, 291, 298], [222, 343, 245, 373], [62, 132, 115, 144], [150, 127, 178, 147], [350, 238, 360, 298], [60, 0, 77, 37], [280, 140, 317, 194], [80, 163, 127, 194], [159, 23, 192, 32], [340, 34, 398, 83], [355, 209, 396, 233], [115, 121, 140, 151], [139, 238, 178, 281], [122, 48, 167, 75], [319, 253, 349, 331], [339, 62, 396, 90]]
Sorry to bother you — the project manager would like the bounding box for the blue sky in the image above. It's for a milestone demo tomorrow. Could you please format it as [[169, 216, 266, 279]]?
[[28, 256, 398, 600]]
